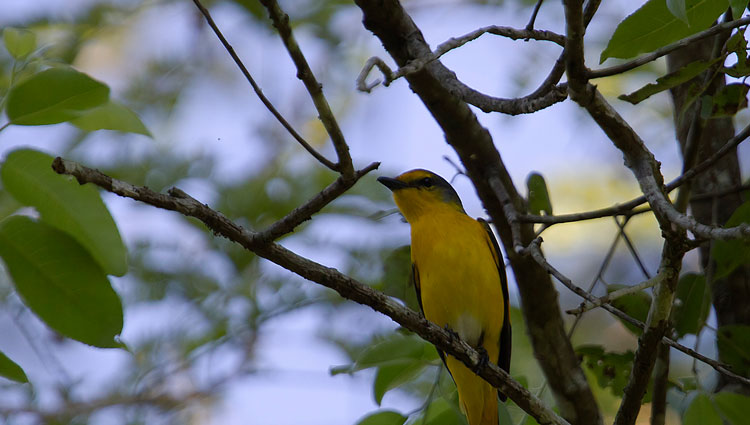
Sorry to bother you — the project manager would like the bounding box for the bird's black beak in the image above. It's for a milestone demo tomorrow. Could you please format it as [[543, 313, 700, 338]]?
[[377, 176, 409, 191]]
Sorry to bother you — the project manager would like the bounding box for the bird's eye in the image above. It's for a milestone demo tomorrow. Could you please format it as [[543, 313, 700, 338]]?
[[421, 177, 433, 187]]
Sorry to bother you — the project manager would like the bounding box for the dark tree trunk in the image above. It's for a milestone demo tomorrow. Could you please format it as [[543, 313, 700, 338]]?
[[667, 35, 750, 395]]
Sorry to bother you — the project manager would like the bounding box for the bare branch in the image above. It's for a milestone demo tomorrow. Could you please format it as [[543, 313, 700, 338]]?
[[590, 87, 750, 240], [524, 237, 750, 386], [525, 0, 545, 31], [520, 121, 750, 225], [258, 161, 380, 241], [0, 390, 209, 422], [356, 57, 394, 93], [563, 2, 686, 421], [260, 0, 355, 178], [51, 157, 569, 425], [190, 0, 337, 171], [526, 0, 601, 99], [588, 15, 750, 79], [356, 25, 565, 91], [566, 274, 664, 315]]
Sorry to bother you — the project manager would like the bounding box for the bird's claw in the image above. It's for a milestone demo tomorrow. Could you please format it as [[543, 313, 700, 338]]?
[[473, 346, 490, 374], [444, 324, 460, 340]]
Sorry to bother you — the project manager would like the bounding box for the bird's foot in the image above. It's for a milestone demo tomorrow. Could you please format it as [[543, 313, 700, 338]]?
[[473, 346, 490, 374], [443, 324, 460, 340]]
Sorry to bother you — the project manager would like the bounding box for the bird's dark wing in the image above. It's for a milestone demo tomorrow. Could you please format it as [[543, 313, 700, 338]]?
[[478, 219, 512, 402], [411, 262, 451, 375]]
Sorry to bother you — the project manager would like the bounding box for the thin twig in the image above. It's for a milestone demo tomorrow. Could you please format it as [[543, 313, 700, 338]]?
[[190, 0, 337, 171], [524, 181, 750, 226], [356, 25, 565, 92], [566, 274, 663, 315], [615, 216, 652, 279], [521, 117, 750, 225], [589, 15, 750, 79], [540, 86, 750, 240], [523, 237, 749, 386], [566, 219, 626, 335], [691, 182, 750, 202], [525, 0, 545, 31], [260, 0, 354, 177], [258, 161, 380, 241]]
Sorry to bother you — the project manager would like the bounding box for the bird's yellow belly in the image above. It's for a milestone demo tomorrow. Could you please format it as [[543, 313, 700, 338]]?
[[411, 217, 503, 353]]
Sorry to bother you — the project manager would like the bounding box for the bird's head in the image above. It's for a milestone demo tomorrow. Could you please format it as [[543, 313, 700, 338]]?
[[377, 169, 465, 223]]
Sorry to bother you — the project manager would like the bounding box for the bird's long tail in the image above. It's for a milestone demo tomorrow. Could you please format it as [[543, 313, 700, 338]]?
[[446, 356, 499, 425]]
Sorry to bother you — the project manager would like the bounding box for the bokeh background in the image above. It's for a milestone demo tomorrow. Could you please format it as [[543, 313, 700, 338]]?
[[0, 0, 748, 424]]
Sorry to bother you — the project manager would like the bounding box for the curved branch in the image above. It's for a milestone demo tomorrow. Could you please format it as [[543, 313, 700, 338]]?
[[260, 0, 354, 177], [51, 157, 569, 425], [190, 0, 337, 172], [258, 162, 380, 241], [356, 25, 565, 92]]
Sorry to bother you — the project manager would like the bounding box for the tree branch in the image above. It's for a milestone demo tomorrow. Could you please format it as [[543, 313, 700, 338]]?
[[562, 2, 687, 421], [524, 237, 750, 386], [519, 121, 750, 225], [353, 1, 603, 423], [259, 0, 355, 178], [51, 156, 570, 425], [257, 161, 380, 241], [356, 25, 565, 92], [588, 15, 750, 79], [566, 274, 664, 315], [190, 0, 337, 172]]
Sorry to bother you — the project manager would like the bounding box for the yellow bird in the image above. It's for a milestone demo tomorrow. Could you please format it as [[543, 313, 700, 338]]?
[[378, 169, 511, 425]]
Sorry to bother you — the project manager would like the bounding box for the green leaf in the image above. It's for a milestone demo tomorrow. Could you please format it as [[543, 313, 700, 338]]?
[[0, 216, 123, 348], [716, 324, 750, 377], [331, 332, 437, 375], [1, 149, 127, 276], [328, 332, 436, 405], [356, 410, 407, 425], [373, 360, 426, 405], [576, 345, 637, 399], [0, 350, 28, 383], [712, 200, 750, 279], [608, 284, 651, 335], [619, 58, 722, 104], [71, 101, 151, 137], [683, 393, 722, 425], [601, 0, 729, 63], [713, 391, 750, 425], [667, 0, 690, 23], [729, 0, 749, 20], [6, 67, 109, 125], [526, 172, 553, 215], [2, 27, 36, 60], [672, 273, 710, 337], [701, 83, 750, 118], [421, 397, 468, 425]]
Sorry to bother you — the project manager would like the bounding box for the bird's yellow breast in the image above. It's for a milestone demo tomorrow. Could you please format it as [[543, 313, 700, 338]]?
[[410, 208, 504, 354]]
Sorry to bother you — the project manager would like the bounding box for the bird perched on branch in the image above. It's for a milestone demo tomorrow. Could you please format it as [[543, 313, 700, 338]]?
[[378, 169, 511, 425]]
